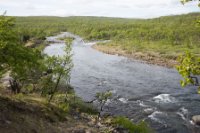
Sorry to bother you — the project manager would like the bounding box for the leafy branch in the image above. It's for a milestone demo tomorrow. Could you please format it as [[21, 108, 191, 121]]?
[[176, 52, 200, 93], [95, 90, 112, 119]]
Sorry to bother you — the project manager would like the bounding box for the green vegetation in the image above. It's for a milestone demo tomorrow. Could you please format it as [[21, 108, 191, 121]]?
[[112, 116, 153, 133], [0, 14, 44, 93], [1, 14, 151, 132], [176, 52, 200, 92], [58, 36, 74, 43], [96, 91, 112, 112], [0, 14, 99, 132], [15, 14, 200, 52], [42, 43, 73, 102], [181, 0, 200, 7], [176, 0, 200, 94], [13, 13, 200, 67], [1, 8, 200, 132], [0, 13, 73, 101], [95, 90, 112, 119]]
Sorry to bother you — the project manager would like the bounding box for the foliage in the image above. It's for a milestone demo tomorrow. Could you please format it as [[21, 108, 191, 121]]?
[[14, 13, 200, 60], [177, 52, 200, 93], [0, 14, 17, 73], [0, 14, 44, 93], [10, 48, 44, 86], [181, 0, 200, 6], [53, 93, 98, 114], [0, 13, 73, 97], [95, 90, 112, 119], [64, 37, 74, 44], [112, 116, 153, 133], [0, 13, 15, 48], [58, 36, 74, 43], [96, 90, 112, 112], [70, 96, 98, 114], [176, 0, 200, 93], [42, 43, 73, 102], [58, 102, 70, 112], [40, 75, 55, 96], [177, 52, 200, 85]]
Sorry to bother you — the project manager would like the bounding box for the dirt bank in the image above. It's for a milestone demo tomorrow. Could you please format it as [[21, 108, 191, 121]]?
[[93, 44, 178, 68]]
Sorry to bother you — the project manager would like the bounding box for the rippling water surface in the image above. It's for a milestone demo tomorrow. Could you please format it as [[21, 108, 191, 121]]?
[[44, 32, 200, 133]]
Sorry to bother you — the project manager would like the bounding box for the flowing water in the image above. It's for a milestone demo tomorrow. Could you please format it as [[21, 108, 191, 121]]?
[[44, 32, 200, 133]]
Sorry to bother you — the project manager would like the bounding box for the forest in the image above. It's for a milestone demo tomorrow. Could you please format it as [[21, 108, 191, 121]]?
[[11, 13, 200, 69], [15, 13, 200, 57]]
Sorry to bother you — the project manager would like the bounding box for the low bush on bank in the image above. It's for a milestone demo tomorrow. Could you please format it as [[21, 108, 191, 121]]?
[[112, 116, 153, 133]]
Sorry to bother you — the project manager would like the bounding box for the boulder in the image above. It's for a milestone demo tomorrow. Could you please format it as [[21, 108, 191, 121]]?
[[192, 115, 200, 126]]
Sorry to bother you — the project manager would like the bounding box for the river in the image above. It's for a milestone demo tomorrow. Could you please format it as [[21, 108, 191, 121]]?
[[44, 32, 200, 133]]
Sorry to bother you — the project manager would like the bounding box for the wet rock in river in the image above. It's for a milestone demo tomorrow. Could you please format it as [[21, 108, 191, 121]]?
[[192, 115, 200, 126], [143, 108, 154, 115]]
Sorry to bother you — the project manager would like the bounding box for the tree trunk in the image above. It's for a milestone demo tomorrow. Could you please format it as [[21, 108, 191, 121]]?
[[9, 79, 20, 94], [48, 73, 62, 103]]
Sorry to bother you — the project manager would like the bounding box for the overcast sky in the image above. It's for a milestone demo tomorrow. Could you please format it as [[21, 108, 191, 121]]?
[[0, 0, 199, 18]]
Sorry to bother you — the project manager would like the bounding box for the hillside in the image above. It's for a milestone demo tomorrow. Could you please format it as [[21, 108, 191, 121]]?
[[0, 95, 101, 133], [14, 13, 200, 67]]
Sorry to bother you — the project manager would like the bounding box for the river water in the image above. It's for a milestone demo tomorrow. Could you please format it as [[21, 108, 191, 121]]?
[[44, 32, 200, 133]]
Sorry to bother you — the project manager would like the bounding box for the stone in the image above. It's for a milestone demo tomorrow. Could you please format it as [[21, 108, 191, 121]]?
[[192, 115, 200, 126], [143, 108, 154, 115], [5, 120, 11, 124]]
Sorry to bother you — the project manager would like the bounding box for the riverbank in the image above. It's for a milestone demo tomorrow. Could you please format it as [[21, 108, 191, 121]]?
[[93, 44, 178, 68], [0, 32, 154, 133], [0, 73, 116, 133], [0, 33, 104, 133], [0, 93, 103, 133], [0, 94, 153, 133]]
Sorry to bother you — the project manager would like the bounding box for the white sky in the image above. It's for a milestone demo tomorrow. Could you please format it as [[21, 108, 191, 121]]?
[[0, 0, 199, 18]]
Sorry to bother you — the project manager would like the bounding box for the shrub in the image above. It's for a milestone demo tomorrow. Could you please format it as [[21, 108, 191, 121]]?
[[112, 116, 153, 133]]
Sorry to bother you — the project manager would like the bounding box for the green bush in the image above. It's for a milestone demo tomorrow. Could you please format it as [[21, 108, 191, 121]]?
[[69, 97, 98, 114], [112, 116, 153, 133]]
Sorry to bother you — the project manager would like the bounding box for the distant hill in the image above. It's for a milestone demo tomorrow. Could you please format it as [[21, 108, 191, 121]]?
[[14, 13, 200, 67]]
